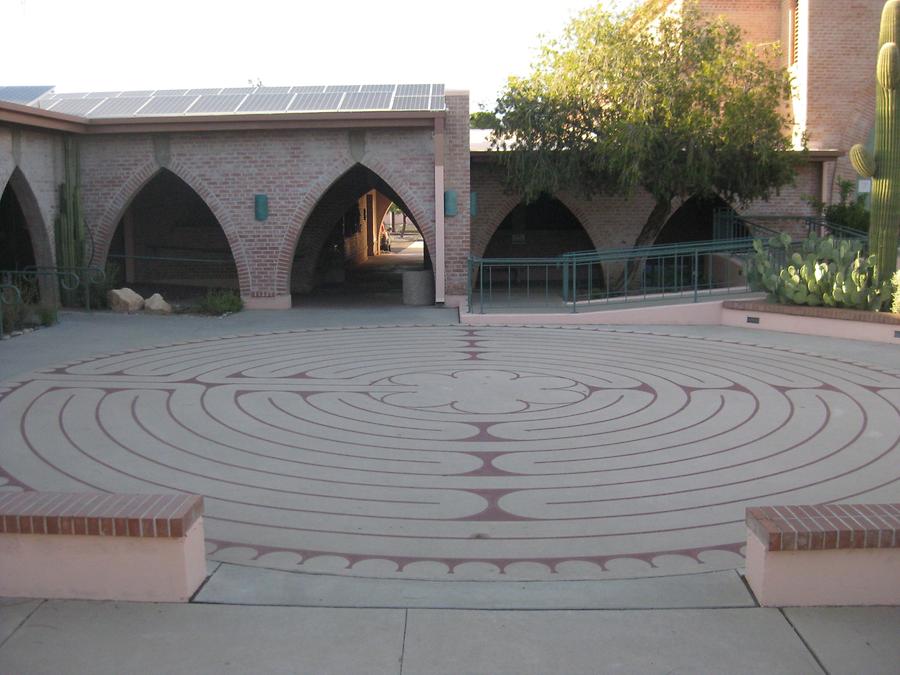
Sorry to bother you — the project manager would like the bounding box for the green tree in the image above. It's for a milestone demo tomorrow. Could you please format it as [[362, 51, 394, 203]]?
[[491, 1, 799, 248], [470, 111, 497, 129]]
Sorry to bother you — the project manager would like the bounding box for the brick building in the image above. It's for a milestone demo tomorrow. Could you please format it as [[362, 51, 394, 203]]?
[[0, 2, 885, 309]]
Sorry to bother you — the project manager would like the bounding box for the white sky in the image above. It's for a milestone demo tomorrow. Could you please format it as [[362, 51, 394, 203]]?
[[2, 0, 629, 112]]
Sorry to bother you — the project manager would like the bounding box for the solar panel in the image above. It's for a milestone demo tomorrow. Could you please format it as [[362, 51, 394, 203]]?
[[87, 97, 152, 117], [360, 84, 394, 92], [36, 83, 445, 117], [0, 85, 54, 104], [136, 95, 199, 116], [187, 94, 248, 114], [238, 93, 293, 112], [396, 84, 430, 96], [392, 95, 430, 110], [288, 92, 344, 111], [325, 85, 362, 93], [340, 91, 392, 110]]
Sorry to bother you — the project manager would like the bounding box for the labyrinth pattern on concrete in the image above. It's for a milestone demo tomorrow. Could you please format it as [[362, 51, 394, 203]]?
[[1, 326, 898, 580]]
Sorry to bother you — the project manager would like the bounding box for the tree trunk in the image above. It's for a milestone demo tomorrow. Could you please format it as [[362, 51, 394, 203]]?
[[615, 198, 673, 292]]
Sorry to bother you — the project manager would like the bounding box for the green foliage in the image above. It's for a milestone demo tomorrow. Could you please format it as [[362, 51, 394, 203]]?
[[0, 278, 56, 332], [196, 289, 243, 315], [807, 180, 870, 233], [748, 234, 893, 311], [469, 111, 497, 130], [892, 270, 900, 313], [849, 1, 900, 280], [492, 1, 798, 246]]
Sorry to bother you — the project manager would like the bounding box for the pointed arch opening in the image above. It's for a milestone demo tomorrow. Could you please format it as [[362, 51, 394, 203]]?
[[483, 194, 594, 258], [289, 163, 431, 305], [107, 169, 240, 302], [1, 168, 56, 310]]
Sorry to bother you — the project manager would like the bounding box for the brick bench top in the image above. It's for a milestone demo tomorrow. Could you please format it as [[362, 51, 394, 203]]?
[[0, 492, 203, 538], [723, 300, 900, 325], [746, 504, 900, 552]]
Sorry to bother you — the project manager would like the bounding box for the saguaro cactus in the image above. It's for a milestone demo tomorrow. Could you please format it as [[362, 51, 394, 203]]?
[[54, 137, 85, 271], [850, 0, 900, 289]]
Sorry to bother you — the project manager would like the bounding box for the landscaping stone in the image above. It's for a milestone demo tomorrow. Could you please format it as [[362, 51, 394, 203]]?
[[107, 288, 144, 313], [143, 293, 172, 314]]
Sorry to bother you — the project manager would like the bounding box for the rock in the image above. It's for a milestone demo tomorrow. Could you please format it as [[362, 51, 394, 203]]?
[[107, 288, 144, 313], [144, 293, 172, 314]]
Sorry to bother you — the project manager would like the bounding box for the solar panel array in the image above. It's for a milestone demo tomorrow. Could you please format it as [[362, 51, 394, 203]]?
[[33, 84, 446, 118]]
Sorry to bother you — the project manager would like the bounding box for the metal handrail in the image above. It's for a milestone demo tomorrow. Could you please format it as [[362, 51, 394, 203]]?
[[25, 265, 106, 310]]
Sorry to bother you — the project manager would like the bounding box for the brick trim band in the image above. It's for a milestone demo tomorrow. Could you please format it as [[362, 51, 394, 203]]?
[[723, 300, 900, 325], [0, 492, 203, 538], [746, 504, 900, 552]]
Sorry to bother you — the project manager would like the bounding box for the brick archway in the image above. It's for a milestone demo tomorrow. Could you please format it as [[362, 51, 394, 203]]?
[[92, 159, 251, 294], [277, 159, 433, 296], [474, 192, 601, 257], [2, 167, 55, 271]]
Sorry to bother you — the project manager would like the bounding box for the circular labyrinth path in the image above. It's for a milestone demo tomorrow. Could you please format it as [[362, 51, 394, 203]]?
[[1, 325, 898, 580]]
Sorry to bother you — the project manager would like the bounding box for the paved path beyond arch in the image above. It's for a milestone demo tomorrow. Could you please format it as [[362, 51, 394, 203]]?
[[1, 321, 898, 581]]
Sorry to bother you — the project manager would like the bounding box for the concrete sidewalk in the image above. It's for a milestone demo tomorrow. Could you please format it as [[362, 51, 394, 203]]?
[[1, 598, 898, 674]]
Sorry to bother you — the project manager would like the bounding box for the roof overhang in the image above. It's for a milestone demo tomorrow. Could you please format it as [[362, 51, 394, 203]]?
[[0, 100, 444, 135]]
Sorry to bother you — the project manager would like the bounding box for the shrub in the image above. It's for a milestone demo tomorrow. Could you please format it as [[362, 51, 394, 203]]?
[[892, 270, 900, 314], [196, 289, 243, 315], [807, 179, 870, 233], [747, 233, 893, 311]]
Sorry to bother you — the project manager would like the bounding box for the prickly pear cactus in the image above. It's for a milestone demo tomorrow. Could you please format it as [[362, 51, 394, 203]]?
[[850, 1, 900, 299]]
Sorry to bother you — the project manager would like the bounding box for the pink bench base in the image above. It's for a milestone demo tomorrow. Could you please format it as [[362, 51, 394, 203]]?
[[0, 517, 206, 602], [746, 529, 900, 606]]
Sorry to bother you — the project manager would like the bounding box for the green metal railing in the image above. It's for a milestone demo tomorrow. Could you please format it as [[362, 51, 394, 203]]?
[[0, 283, 23, 335], [467, 236, 778, 314]]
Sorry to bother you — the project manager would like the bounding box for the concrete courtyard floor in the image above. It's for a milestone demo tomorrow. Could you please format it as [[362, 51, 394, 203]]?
[[1, 307, 898, 674]]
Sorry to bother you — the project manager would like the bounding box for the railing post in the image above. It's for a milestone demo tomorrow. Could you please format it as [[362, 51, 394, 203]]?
[[571, 259, 577, 313], [693, 250, 699, 303], [466, 257, 473, 314], [562, 261, 569, 302]]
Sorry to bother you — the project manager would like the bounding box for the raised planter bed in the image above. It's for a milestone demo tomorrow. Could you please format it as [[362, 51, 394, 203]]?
[[722, 300, 900, 344]]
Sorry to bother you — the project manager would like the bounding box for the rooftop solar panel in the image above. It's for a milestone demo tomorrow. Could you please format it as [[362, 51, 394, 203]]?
[[187, 94, 248, 114], [396, 84, 430, 96], [238, 93, 293, 112], [136, 95, 199, 116], [36, 83, 444, 117], [0, 85, 55, 105], [325, 85, 362, 93], [49, 98, 105, 115], [340, 91, 392, 110], [288, 92, 344, 111], [392, 95, 430, 110], [87, 97, 151, 117]]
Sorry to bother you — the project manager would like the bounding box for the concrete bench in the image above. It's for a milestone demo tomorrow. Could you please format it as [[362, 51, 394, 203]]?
[[0, 492, 206, 602], [745, 504, 900, 606]]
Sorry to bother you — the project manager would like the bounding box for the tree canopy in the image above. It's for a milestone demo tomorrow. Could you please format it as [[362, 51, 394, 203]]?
[[491, 1, 799, 247]]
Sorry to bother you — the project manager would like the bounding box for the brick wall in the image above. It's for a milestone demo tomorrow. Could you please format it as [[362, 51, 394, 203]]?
[[0, 126, 63, 271], [443, 92, 471, 296], [78, 125, 437, 303]]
